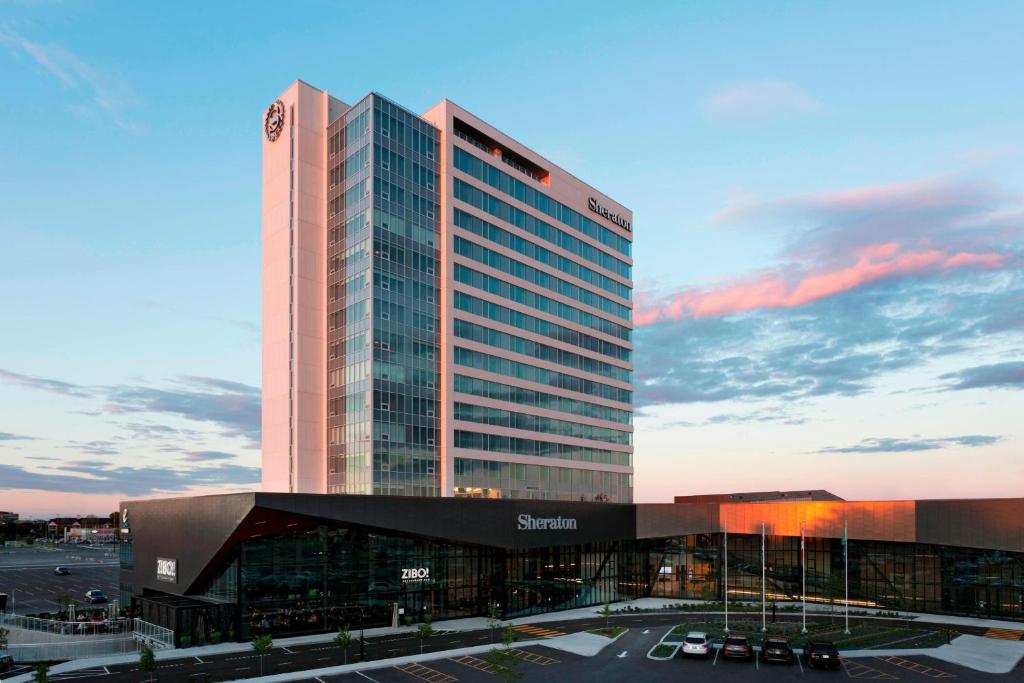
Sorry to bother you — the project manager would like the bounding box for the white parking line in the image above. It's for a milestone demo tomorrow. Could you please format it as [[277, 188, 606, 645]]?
[[798, 654, 804, 673], [713, 647, 720, 666], [755, 654, 759, 670], [356, 672, 381, 683]]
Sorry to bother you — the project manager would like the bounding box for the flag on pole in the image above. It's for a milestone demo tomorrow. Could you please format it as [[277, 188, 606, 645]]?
[[842, 522, 848, 561]]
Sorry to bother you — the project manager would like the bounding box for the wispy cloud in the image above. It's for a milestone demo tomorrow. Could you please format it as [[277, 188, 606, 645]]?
[[181, 450, 237, 462], [105, 376, 260, 443], [0, 26, 140, 132], [939, 361, 1024, 391], [635, 242, 1005, 325], [702, 79, 824, 123], [637, 174, 1020, 326], [0, 461, 259, 497], [818, 434, 1001, 454], [0, 369, 261, 445], [636, 274, 1024, 407], [0, 368, 93, 398], [0, 431, 37, 441], [65, 440, 120, 456]]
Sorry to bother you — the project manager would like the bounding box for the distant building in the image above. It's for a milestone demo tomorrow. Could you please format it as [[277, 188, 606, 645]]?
[[673, 490, 845, 504], [0, 511, 18, 523]]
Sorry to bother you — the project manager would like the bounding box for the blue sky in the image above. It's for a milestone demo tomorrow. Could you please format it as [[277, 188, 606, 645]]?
[[1, 1, 1022, 516]]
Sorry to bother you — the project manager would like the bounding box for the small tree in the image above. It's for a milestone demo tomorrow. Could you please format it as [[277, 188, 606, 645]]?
[[33, 663, 50, 683], [601, 601, 612, 630], [252, 634, 273, 676], [416, 614, 434, 654], [824, 574, 843, 623], [486, 601, 502, 644], [334, 625, 352, 664], [485, 625, 522, 682], [0, 625, 9, 650], [54, 593, 75, 619], [139, 643, 157, 683]]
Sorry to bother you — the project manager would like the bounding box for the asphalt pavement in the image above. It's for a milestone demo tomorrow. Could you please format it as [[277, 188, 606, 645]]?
[[0, 545, 119, 614], [29, 613, 1010, 683]]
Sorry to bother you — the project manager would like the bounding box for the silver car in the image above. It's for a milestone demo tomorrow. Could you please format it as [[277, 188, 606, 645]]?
[[681, 631, 713, 657]]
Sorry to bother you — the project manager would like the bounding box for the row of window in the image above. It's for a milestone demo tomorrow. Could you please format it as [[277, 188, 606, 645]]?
[[453, 430, 632, 466], [454, 402, 632, 445], [454, 178, 631, 280], [454, 319, 631, 383], [454, 347, 632, 404], [330, 331, 369, 360], [376, 207, 437, 249], [453, 146, 631, 257], [330, 208, 370, 246], [453, 457, 632, 501], [455, 264, 631, 341], [453, 209, 630, 300], [453, 374, 632, 425], [374, 103, 438, 160], [328, 106, 369, 156], [329, 271, 368, 303], [328, 143, 369, 188], [455, 291, 631, 363], [375, 144, 437, 189], [374, 175, 438, 218], [373, 238, 437, 274], [454, 236, 631, 321], [330, 238, 371, 276]]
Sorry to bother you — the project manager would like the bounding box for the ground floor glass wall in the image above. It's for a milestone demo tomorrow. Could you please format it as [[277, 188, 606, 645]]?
[[203, 524, 651, 639], [648, 534, 1024, 621], [188, 528, 1022, 640]]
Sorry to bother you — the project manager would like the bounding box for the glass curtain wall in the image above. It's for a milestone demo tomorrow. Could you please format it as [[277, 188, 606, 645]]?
[[214, 525, 649, 639], [327, 99, 374, 494], [648, 534, 1024, 620], [371, 95, 441, 497]]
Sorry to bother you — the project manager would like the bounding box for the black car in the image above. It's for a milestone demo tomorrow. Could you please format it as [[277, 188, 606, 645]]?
[[805, 640, 841, 670], [0, 652, 14, 673], [85, 589, 108, 604], [54, 566, 71, 576], [762, 636, 795, 663]]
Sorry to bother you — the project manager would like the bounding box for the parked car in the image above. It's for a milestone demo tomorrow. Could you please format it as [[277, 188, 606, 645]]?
[[762, 635, 795, 663], [681, 631, 714, 658], [0, 653, 14, 674], [54, 566, 71, 575], [722, 634, 754, 660], [805, 640, 841, 670], [84, 589, 108, 604]]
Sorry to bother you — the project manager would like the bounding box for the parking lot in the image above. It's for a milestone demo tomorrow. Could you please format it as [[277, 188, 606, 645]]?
[[0, 545, 119, 615], [308, 625, 1020, 683]]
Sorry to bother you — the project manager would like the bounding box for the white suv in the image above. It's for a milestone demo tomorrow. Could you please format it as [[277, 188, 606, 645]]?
[[681, 631, 713, 658]]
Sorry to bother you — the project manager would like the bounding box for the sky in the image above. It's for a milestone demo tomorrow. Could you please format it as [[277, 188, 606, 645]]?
[[1, 1, 1022, 517]]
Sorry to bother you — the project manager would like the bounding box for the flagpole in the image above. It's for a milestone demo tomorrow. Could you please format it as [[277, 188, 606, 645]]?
[[761, 521, 766, 632], [724, 519, 729, 633], [844, 518, 851, 635], [800, 520, 807, 634]]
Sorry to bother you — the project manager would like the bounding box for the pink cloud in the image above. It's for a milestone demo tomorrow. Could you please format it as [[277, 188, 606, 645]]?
[[635, 243, 1007, 326]]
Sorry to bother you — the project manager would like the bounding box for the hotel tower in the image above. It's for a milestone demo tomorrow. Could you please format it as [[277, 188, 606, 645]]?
[[261, 80, 634, 501]]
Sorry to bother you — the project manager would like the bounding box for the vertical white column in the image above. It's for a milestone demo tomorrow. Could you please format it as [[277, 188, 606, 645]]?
[[724, 519, 729, 633], [801, 520, 807, 634], [761, 521, 766, 632]]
